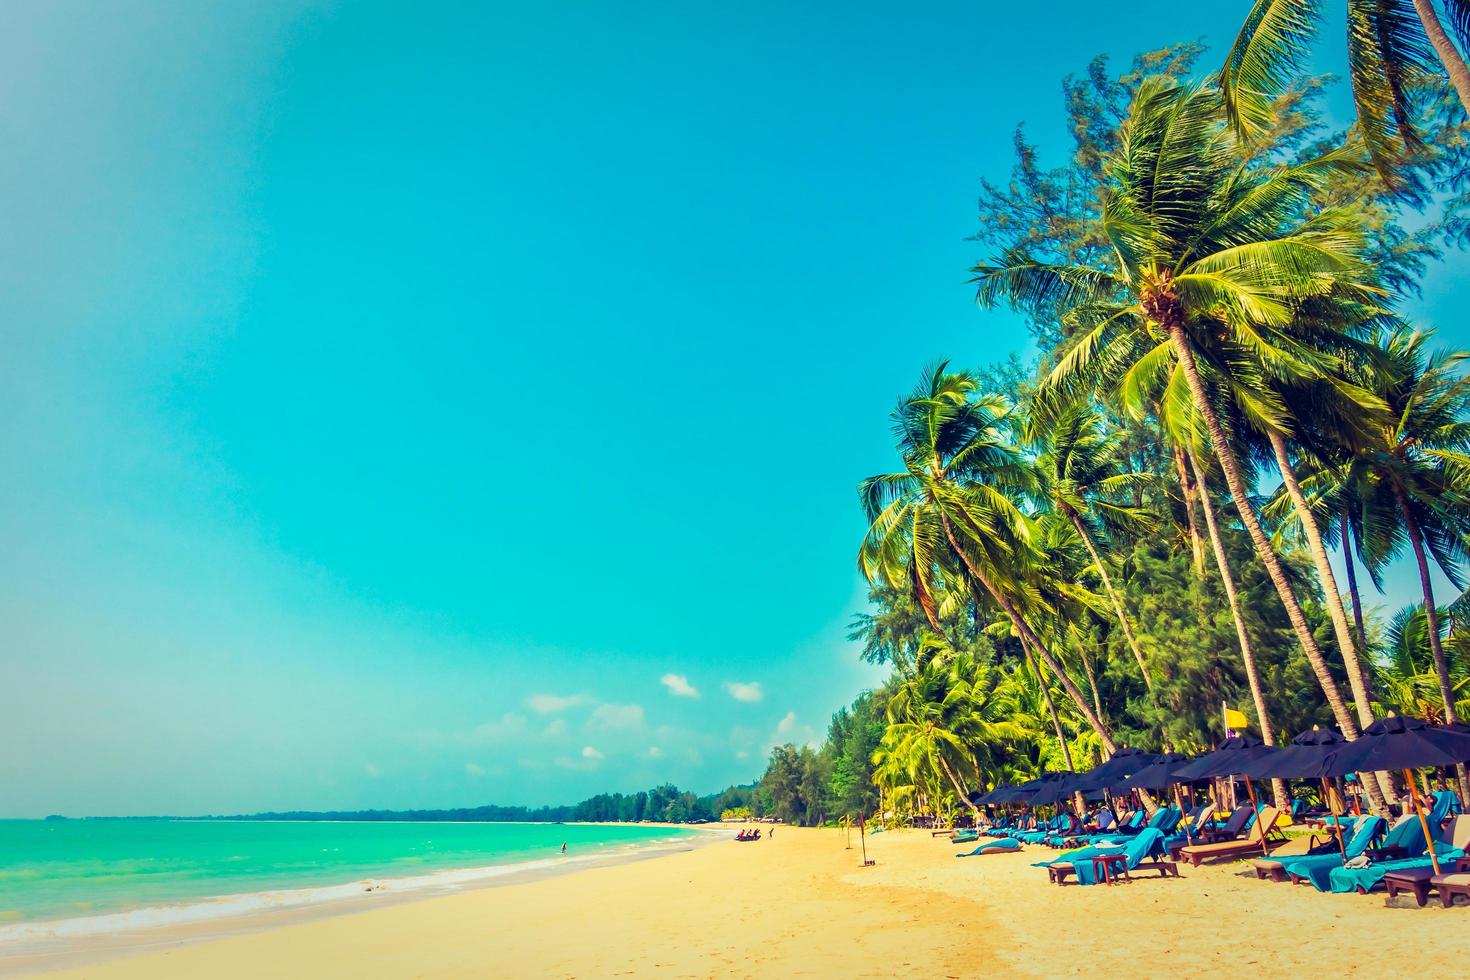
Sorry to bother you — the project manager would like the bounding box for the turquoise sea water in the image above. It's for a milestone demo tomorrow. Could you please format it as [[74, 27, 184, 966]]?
[[0, 820, 694, 931]]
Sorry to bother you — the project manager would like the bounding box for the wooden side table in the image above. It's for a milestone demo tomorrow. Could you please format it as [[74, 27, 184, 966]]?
[[1091, 853, 1131, 885]]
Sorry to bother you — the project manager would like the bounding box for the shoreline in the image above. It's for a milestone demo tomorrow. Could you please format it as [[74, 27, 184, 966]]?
[[1, 825, 722, 977]]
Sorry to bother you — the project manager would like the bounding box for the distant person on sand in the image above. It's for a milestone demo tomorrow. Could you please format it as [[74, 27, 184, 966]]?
[[560, 842, 566, 854]]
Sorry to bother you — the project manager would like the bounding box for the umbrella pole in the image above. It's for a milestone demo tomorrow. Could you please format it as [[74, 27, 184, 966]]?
[[1321, 778, 1347, 859], [1403, 768, 1442, 875], [1242, 776, 1269, 857], [1170, 781, 1194, 844]]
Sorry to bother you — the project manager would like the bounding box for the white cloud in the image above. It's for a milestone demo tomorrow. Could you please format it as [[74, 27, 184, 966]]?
[[364, 762, 381, 778], [473, 713, 528, 741], [659, 673, 699, 699], [723, 681, 764, 703], [768, 711, 818, 749], [735, 750, 750, 761], [588, 702, 644, 731], [465, 762, 485, 777], [581, 745, 605, 761], [645, 746, 664, 759], [545, 718, 567, 737], [527, 693, 591, 714]]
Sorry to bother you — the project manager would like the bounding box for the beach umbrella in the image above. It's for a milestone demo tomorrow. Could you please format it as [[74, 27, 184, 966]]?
[[1169, 735, 1277, 780], [969, 784, 1011, 806], [1120, 753, 1192, 842], [1027, 771, 1092, 808], [1236, 728, 1346, 780], [1013, 771, 1070, 806], [1123, 753, 1190, 791], [1001, 775, 1047, 805], [1236, 727, 1352, 858], [1171, 736, 1279, 856], [1332, 715, 1470, 874], [1335, 715, 1470, 772], [1072, 747, 1160, 793]]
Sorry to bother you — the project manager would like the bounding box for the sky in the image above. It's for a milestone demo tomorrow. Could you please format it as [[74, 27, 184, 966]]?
[[3, 1, 1468, 817]]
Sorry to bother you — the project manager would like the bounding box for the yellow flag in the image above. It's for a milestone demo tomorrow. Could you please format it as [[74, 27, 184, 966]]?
[[1223, 707, 1250, 730]]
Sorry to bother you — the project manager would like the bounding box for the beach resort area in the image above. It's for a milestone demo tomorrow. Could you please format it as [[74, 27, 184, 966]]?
[[13, 822, 1470, 978], [11, 0, 1470, 976]]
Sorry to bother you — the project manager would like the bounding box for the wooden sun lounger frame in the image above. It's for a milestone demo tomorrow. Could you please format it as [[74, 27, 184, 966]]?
[[1176, 806, 1284, 867]]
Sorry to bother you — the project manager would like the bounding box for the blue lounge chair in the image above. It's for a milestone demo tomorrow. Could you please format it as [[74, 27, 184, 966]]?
[[1041, 828, 1179, 885], [1162, 802, 1213, 854], [1266, 816, 1387, 891], [1016, 814, 1066, 845], [1327, 805, 1468, 895], [1049, 810, 1115, 847]]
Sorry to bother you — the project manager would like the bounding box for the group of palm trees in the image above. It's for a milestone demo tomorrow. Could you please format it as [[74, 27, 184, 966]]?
[[855, 1, 1470, 824]]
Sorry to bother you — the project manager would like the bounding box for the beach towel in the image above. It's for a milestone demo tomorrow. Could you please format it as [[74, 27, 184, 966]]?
[[1276, 816, 1386, 891], [956, 837, 1021, 857], [1068, 829, 1167, 886], [1327, 843, 1466, 894]]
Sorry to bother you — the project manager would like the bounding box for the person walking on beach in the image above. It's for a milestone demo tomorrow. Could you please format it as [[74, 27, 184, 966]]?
[[560, 842, 566, 854]]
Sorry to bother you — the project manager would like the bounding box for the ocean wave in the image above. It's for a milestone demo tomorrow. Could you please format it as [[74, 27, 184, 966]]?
[[0, 836, 701, 945]]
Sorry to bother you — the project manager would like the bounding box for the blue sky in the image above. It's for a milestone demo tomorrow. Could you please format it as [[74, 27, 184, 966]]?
[[3, 1, 1466, 816]]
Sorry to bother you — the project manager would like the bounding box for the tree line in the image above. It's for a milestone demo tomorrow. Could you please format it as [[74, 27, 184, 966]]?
[[759, 15, 1470, 826]]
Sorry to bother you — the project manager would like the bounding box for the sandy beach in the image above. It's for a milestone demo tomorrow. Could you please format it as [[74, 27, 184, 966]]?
[[16, 825, 1465, 978]]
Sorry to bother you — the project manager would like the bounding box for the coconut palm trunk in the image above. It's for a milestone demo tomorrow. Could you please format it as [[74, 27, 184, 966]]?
[[1062, 504, 1154, 691], [1340, 511, 1368, 651], [940, 514, 1112, 749], [1019, 634, 1075, 771], [1188, 448, 1288, 810], [1267, 431, 1378, 728], [1390, 481, 1470, 801], [1163, 323, 1390, 813], [1411, 0, 1470, 113], [935, 752, 981, 822], [1171, 445, 1207, 576], [1080, 650, 1105, 724]]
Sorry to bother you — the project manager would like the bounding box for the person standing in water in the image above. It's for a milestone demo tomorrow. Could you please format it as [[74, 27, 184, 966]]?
[[560, 842, 567, 854]]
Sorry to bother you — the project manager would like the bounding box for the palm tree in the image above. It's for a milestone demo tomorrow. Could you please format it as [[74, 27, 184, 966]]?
[[1221, 0, 1470, 181], [857, 364, 1125, 755], [883, 637, 1030, 820], [971, 82, 1383, 800], [1350, 329, 1470, 794], [1029, 404, 1157, 689], [1374, 604, 1470, 721]]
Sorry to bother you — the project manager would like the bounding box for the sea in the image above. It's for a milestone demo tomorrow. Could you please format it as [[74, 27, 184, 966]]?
[[0, 819, 697, 943]]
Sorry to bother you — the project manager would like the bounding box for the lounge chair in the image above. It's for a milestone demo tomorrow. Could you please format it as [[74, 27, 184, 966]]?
[[1041, 828, 1179, 886], [1327, 807, 1470, 895], [956, 837, 1022, 857], [1067, 810, 1146, 847], [1306, 813, 1357, 832], [1175, 806, 1283, 866], [1050, 810, 1114, 848], [1016, 815, 1067, 845], [1171, 805, 1250, 858], [1161, 803, 1214, 854], [1252, 816, 1386, 890]]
